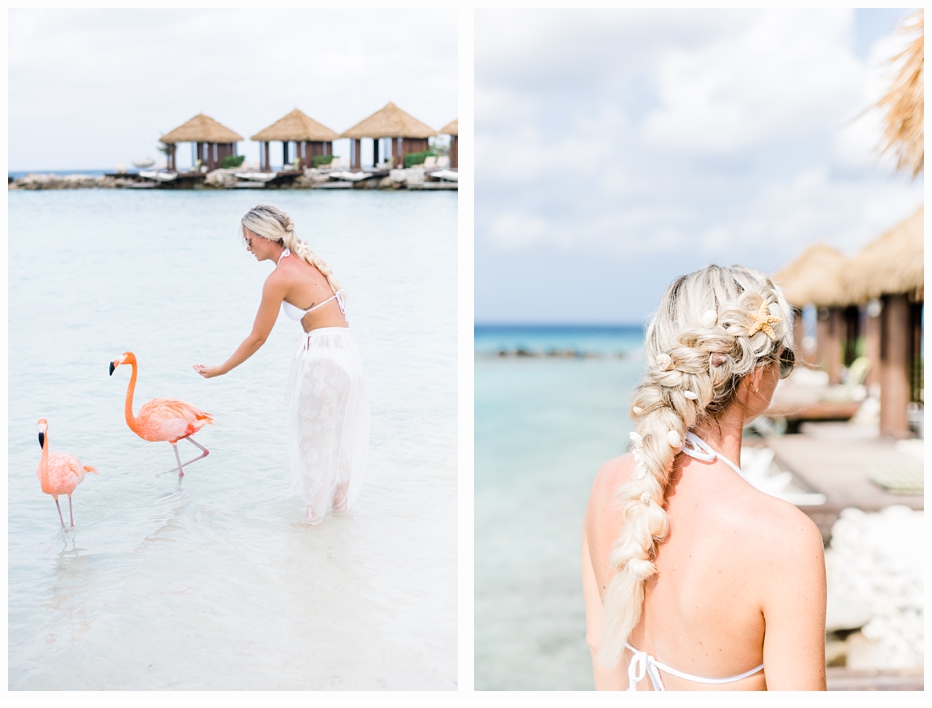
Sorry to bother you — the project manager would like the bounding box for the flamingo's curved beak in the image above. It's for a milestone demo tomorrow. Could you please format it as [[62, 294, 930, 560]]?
[[38, 431, 45, 448], [109, 361, 116, 376]]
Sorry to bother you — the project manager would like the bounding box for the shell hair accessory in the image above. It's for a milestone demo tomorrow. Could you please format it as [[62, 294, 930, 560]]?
[[746, 300, 782, 341]]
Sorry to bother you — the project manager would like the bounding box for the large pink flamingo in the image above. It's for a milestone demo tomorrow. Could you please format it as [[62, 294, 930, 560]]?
[[36, 418, 98, 529], [109, 351, 214, 477]]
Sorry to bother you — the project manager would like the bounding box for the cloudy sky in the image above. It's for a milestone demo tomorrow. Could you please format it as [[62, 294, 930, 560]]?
[[8, 9, 457, 171], [475, 8, 923, 324]]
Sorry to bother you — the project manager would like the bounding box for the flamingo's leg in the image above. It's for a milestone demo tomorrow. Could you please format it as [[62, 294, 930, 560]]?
[[54, 499, 65, 529], [172, 443, 185, 478], [68, 496, 74, 528], [161, 436, 209, 474]]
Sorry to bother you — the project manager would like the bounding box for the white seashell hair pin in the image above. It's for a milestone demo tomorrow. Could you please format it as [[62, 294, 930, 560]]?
[[656, 353, 674, 371], [667, 430, 682, 448], [700, 310, 717, 328], [683, 390, 698, 400]]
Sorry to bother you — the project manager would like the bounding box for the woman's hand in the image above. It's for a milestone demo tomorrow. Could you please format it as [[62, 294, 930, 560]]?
[[193, 364, 224, 379]]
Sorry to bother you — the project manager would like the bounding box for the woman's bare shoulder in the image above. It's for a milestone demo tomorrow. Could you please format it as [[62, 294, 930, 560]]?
[[584, 453, 635, 580], [587, 453, 634, 518], [724, 482, 824, 573]]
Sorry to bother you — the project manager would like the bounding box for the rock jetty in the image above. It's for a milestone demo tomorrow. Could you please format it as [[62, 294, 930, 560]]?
[[8, 166, 457, 191]]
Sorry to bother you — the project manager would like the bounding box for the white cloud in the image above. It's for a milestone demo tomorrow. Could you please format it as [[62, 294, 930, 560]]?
[[642, 10, 864, 155], [477, 8, 922, 267]]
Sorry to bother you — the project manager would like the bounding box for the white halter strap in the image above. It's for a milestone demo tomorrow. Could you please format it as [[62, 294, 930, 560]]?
[[680, 432, 743, 477], [277, 247, 291, 264]]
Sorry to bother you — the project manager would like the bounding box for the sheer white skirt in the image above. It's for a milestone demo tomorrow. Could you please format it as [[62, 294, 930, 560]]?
[[285, 327, 369, 524]]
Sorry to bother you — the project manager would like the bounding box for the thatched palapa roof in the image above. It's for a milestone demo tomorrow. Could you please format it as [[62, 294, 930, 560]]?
[[161, 114, 243, 144], [841, 206, 924, 302], [250, 108, 340, 142], [877, 10, 924, 177], [340, 102, 437, 139], [440, 119, 458, 136], [772, 243, 850, 308]]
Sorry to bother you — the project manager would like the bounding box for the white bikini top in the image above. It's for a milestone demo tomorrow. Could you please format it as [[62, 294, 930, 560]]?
[[277, 249, 346, 321], [624, 432, 764, 691]]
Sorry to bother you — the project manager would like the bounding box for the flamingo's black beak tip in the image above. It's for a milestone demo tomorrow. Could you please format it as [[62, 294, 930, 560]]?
[[109, 362, 115, 376], [38, 432, 44, 448]]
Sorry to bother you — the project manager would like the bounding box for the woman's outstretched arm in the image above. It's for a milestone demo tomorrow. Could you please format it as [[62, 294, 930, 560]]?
[[194, 275, 286, 378]]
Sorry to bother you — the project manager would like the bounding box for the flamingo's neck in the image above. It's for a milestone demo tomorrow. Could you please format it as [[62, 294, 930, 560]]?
[[125, 360, 140, 434], [39, 430, 51, 491]]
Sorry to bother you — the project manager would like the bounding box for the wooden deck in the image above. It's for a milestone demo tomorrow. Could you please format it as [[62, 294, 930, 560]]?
[[763, 422, 923, 540], [826, 667, 924, 690]]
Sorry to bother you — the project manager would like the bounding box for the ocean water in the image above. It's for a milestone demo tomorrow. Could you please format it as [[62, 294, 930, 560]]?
[[8, 189, 457, 689], [474, 328, 644, 690], [475, 324, 645, 357]]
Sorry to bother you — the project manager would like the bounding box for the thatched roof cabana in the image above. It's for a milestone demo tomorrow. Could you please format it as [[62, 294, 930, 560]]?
[[876, 10, 924, 177], [342, 102, 437, 140], [251, 109, 340, 170], [773, 243, 851, 308], [159, 114, 243, 172], [841, 206, 924, 303], [440, 119, 458, 136], [251, 108, 340, 142], [341, 102, 438, 169], [161, 113, 243, 144]]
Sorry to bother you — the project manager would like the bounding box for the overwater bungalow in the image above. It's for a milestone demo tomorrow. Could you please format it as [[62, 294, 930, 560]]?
[[773, 243, 853, 379], [251, 108, 340, 171], [842, 207, 924, 438], [440, 119, 458, 168], [340, 102, 437, 170], [160, 114, 243, 172]]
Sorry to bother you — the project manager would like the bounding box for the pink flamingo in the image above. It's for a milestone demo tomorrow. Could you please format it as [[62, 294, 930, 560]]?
[[36, 418, 98, 529], [109, 351, 214, 477]]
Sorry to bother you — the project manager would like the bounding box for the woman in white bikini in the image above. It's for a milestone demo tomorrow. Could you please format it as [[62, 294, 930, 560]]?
[[582, 264, 826, 690], [194, 204, 369, 525]]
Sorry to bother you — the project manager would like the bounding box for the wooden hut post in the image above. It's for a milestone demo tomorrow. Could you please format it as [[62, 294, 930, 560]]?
[[816, 306, 842, 384], [865, 300, 883, 389], [791, 307, 807, 361], [843, 305, 860, 366], [450, 135, 458, 168], [909, 300, 923, 406], [879, 293, 912, 437]]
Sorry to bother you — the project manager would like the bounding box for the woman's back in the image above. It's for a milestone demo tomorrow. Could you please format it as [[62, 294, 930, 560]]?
[[583, 449, 826, 690]]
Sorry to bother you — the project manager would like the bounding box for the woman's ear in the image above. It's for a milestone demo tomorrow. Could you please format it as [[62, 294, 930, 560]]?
[[748, 366, 765, 393]]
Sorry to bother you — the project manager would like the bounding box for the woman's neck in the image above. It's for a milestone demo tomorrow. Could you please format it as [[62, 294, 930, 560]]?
[[690, 408, 745, 468]]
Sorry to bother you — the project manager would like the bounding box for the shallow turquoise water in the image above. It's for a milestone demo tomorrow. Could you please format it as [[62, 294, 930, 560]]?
[[474, 356, 642, 690], [8, 189, 457, 689]]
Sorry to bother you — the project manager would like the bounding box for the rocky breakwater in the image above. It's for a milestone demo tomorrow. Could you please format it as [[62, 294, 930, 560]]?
[[824, 505, 923, 670], [8, 173, 136, 190]]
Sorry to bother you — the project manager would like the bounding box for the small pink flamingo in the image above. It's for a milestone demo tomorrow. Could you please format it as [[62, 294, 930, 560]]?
[[109, 351, 214, 477], [36, 418, 98, 529]]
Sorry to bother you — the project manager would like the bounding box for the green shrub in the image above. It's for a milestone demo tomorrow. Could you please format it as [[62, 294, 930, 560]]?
[[404, 150, 437, 168], [313, 154, 335, 168], [221, 155, 245, 169]]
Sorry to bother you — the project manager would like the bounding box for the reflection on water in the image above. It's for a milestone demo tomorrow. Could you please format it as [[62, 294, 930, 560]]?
[[9, 190, 457, 689]]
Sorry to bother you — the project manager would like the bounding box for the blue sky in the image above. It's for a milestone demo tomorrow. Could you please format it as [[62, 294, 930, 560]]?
[[475, 8, 923, 324], [8, 9, 457, 171]]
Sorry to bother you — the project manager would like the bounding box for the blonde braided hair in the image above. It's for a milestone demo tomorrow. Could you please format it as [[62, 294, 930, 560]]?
[[241, 204, 343, 293], [599, 264, 795, 667]]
